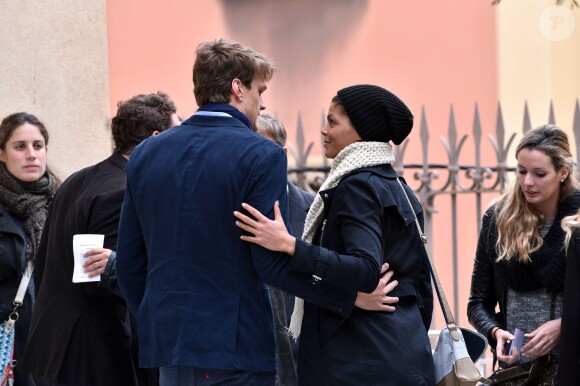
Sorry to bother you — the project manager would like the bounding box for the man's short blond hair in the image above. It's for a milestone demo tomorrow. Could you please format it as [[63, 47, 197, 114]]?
[[192, 39, 276, 106]]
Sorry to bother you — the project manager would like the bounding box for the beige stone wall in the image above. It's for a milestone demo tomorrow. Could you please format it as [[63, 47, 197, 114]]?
[[0, 0, 111, 180], [497, 1, 580, 153]]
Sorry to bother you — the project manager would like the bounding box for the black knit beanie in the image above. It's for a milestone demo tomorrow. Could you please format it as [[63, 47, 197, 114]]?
[[336, 84, 413, 145]]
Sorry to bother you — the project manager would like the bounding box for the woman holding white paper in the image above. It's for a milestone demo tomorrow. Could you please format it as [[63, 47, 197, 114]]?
[[0, 112, 58, 386]]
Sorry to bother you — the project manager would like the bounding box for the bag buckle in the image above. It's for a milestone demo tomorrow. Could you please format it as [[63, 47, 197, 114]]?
[[3, 312, 18, 334]]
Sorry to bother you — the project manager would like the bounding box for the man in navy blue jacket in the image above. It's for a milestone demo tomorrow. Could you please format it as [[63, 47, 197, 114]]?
[[255, 112, 315, 386], [116, 39, 357, 385]]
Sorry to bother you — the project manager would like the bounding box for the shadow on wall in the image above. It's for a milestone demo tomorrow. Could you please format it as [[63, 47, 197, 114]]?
[[219, 0, 369, 124], [220, 0, 368, 71]]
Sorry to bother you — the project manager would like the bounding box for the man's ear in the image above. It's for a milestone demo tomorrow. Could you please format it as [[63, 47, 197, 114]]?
[[151, 131, 160, 136], [232, 78, 244, 102], [283, 146, 288, 155]]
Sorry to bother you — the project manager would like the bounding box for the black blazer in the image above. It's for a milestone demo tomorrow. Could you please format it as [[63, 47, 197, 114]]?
[[21, 153, 138, 386], [284, 183, 316, 317], [288, 182, 315, 239], [270, 183, 314, 386], [560, 233, 580, 385]]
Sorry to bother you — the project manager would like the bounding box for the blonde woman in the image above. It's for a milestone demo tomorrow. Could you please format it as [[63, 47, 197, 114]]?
[[559, 211, 580, 386], [468, 124, 579, 385]]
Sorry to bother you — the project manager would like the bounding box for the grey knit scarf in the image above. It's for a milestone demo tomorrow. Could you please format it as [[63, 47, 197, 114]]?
[[0, 163, 57, 262]]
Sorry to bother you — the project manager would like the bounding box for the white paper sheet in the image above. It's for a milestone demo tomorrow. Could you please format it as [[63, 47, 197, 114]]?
[[72, 234, 104, 283]]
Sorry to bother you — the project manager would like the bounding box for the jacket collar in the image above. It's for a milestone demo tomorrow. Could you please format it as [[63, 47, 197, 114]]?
[[0, 201, 26, 241], [194, 103, 253, 130], [109, 152, 128, 172], [181, 114, 251, 131], [343, 164, 399, 180], [318, 164, 398, 202]]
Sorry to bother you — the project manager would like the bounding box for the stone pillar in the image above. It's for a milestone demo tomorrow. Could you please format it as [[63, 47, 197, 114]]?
[[497, 0, 580, 141], [0, 0, 111, 179]]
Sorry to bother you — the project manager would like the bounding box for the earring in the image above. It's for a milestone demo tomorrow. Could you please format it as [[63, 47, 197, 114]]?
[[561, 179, 565, 183]]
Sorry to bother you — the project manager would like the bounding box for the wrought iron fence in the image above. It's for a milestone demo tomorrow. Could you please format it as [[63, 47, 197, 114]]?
[[286, 100, 580, 322], [285, 99, 580, 372]]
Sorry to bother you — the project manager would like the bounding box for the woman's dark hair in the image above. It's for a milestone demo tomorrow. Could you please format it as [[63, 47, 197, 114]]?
[[0, 112, 49, 150]]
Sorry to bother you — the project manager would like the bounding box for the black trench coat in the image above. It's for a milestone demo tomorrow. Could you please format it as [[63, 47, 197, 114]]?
[[291, 164, 435, 386], [20, 153, 140, 386]]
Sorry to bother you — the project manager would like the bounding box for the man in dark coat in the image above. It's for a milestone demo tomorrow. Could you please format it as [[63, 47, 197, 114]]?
[[115, 39, 357, 385], [20, 92, 179, 386], [255, 112, 315, 386]]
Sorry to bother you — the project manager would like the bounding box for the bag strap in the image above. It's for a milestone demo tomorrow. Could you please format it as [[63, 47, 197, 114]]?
[[395, 178, 457, 327], [14, 260, 33, 306], [3, 260, 33, 334], [395, 178, 492, 385]]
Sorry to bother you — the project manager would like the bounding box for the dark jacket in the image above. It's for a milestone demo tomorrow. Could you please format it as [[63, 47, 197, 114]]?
[[116, 113, 357, 372], [0, 202, 34, 386], [20, 153, 139, 386], [292, 164, 435, 386], [270, 183, 315, 386], [467, 190, 580, 348], [559, 231, 580, 385], [285, 182, 316, 348]]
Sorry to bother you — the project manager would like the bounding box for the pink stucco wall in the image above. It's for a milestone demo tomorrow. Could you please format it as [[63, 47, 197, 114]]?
[[106, 0, 498, 328]]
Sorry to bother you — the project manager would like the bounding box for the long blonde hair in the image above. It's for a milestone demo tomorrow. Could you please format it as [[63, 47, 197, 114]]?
[[562, 209, 580, 250], [494, 124, 577, 262]]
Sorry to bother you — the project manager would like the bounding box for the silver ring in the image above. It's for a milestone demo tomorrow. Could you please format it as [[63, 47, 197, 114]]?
[[97, 262, 100, 269]]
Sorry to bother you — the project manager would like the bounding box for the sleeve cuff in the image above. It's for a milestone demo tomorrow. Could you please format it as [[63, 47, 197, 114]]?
[[292, 239, 332, 285]]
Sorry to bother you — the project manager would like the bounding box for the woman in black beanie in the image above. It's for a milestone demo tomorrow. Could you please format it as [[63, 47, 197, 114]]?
[[235, 84, 435, 385]]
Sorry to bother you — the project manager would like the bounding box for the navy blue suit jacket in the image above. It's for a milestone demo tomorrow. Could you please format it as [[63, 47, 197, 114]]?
[[116, 113, 356, 371]]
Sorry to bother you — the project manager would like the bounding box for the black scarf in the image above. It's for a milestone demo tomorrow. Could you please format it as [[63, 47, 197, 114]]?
[[496, 190, 580, 293], [0, 163, 57, 262]]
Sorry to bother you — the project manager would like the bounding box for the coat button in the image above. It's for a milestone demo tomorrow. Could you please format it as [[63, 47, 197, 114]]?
[[324, 194, 328, 198]]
